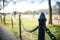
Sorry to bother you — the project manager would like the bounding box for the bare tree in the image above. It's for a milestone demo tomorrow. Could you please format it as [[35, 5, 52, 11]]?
[[48, 0, 52, 24]]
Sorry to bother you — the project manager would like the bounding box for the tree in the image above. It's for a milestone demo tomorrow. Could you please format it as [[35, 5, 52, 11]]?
[[0, 0, 16, 10], [48, 0, 52, 24], [56, 2, 60, 15]]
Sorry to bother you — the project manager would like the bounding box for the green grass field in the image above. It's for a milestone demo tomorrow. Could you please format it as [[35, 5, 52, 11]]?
[[0, 15, 60, 40]]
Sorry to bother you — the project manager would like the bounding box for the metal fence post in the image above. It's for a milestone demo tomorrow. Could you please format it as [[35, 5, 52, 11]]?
[[19, 14, 22, 40], [38, 13, 46, 40], [1, 15, 2, 23], [11, 15, 13, 28], [3, 13, 6, 24], [4, 14, 6, 24]]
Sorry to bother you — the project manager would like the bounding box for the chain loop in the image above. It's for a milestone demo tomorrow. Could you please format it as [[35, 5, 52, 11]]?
[[43, 27, 57, 40], [21, 21, 38, 33]]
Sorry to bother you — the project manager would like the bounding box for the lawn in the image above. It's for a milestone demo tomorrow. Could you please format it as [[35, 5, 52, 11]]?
[[0, 15, 60, 40]]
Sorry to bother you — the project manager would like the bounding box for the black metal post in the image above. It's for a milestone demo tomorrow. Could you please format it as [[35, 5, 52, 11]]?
[[38, 13, 46, 40], [1, 15, 2, 23], [4, 14, 6, 24], [11, 15, 13, 28], [19, 14, 22, 40]]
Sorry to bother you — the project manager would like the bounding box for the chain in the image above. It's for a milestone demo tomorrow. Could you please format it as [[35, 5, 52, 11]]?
[[43, 27, 57, 40], [21, 21, 38, 33]]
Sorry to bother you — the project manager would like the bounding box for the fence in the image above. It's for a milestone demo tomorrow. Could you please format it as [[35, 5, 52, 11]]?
[[19, 13, 57, 40], [0, 12, 57, 40]]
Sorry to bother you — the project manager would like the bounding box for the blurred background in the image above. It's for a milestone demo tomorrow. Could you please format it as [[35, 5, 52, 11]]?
[[0, 0, 60, 40]]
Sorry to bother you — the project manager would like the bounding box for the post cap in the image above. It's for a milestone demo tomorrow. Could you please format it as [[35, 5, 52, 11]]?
[[39, 12, 46, 20]]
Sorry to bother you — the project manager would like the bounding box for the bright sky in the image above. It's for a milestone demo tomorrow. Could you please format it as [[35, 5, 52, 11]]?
[[0, 0, 60, 13]]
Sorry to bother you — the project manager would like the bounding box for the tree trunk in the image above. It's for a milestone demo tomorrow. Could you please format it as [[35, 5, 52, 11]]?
[[3, 0, 4, 7], [48, 0, 52, 24]]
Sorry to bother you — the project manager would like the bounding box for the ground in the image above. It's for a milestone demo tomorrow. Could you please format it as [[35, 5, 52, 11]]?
[[0, 25, 17, 40]]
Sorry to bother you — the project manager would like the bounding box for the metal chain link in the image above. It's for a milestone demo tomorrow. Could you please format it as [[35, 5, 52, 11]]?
[[21, 21, 38, 33], [43, 26, 57, 40]]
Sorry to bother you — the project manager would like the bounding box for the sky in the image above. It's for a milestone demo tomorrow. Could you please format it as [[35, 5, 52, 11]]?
[[0, 0, 60, 13]]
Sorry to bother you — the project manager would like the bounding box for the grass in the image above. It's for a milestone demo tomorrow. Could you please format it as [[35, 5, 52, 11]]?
[[0, 15, 60, 40]]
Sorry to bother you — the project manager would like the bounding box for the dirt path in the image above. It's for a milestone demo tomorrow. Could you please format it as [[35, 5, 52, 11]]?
[[0, 25, 17, 40]]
